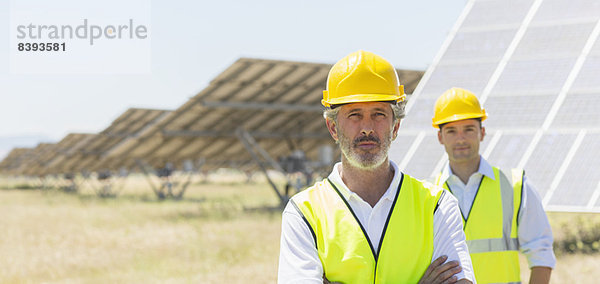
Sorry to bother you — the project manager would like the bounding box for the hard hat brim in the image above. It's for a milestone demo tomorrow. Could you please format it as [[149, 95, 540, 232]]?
[[322, 93, 405, 108], [432, 112, 488, 128]]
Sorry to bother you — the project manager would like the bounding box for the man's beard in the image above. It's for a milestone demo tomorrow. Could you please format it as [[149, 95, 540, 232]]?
[[338, 129, 392, 170]]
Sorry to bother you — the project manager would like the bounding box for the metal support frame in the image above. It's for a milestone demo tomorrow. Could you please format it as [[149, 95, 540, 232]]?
[[59, 172, 82, 193], [201, 100, 323, 112], [135, 159, 199, 200], [162, 129, 330, 139], [28, 176, 46, 189], [88, 172, 127, 198], [236, 128, 289, 206], [39, 175, 62, 190]]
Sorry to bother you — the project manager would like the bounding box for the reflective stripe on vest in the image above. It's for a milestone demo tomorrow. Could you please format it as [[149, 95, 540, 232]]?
[[291, 175, 443, 284], [435, 167, 523, 284]]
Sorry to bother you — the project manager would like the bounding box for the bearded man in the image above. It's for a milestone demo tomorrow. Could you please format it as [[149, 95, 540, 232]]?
[[278, 50, 475, 284]]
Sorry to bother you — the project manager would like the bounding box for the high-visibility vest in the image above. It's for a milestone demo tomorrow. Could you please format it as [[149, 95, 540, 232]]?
[[291, 174, 444, 283], [435, 167, 523, 284]]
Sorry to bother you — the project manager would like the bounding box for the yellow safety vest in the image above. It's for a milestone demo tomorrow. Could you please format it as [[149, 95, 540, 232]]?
[[291, 174, 444, 283], [435, 167, 523, 284]]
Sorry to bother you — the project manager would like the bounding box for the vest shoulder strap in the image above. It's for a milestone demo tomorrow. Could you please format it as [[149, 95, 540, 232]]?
[[434, 190, 446, 214], [498, 167, 524, 223], [290, 198, 318, 249]]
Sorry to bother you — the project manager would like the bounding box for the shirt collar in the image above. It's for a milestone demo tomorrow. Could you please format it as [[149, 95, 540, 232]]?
[[327, 160, 403, 202], [439, 156, 495, 183]]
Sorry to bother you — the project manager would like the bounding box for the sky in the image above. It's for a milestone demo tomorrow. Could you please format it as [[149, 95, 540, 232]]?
[[0, 0, 466, 156]]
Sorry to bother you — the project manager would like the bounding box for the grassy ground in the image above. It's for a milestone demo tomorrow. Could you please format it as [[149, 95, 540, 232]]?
[[0, 174, 599, 283], [0, 173, 282, 283]]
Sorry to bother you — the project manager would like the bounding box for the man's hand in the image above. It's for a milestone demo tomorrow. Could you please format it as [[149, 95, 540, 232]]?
[[529, 266, 552, 284], [418, 255, 463, 284], [324, 255, 470, 284]]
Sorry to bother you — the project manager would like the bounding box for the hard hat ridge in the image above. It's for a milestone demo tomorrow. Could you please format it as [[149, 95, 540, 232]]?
[[322, 50, 406, 108], [432, 87, 488, 128]]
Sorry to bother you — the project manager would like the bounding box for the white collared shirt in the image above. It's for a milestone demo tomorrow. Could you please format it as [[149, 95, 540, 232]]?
[[439, 156, 556, 269], [278, 161, 475, 283]]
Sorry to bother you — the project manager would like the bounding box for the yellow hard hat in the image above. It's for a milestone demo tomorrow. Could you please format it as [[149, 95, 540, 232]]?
[[432, 87, 488, 128], [322, 50, 406, 108]]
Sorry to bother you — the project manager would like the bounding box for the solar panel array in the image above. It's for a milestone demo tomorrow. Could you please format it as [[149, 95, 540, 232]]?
[[390, 0, 600, 212], [11, 143, 56, 176], [0, 148, 33, 175], [49, 108, 171, 175], [42, 133, 97, 175], [105, 58, 424, 173], [0, 59, 423, 182], [0, 108, 170, 178], [55, 108, 171, 174]]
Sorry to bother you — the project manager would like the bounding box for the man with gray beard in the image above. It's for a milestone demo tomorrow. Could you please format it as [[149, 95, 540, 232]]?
[[278, 50, 475, 284]]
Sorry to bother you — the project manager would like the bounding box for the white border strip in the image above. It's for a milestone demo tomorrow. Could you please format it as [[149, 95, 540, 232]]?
[[430, 153, 448, 179], [542, 129, 586, 206], [517, 129, 544, 169], [586, 180, 600, 209], [482, 130, 503, 159], [399, 131, 426, 171]]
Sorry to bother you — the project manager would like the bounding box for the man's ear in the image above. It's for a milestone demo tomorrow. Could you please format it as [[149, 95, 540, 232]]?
[[437, 130, 443, 145], [326, 118, 338, 142], [480, 126, 486, 142], [392, 120, 401, 140]]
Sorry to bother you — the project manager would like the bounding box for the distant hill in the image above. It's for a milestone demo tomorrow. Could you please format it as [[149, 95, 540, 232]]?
[[0, 135, 55, 160]]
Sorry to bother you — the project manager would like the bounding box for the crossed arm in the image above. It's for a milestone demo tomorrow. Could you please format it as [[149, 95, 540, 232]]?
[[418, 255, 472, 284], [322, 255, 470, 284]]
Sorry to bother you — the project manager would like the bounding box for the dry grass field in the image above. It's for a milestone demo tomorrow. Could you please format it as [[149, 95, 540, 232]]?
[[0, 173, 282, 283], [1, 173, 599, 283]]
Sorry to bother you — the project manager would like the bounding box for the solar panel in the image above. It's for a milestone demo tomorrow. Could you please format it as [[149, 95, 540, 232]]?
[[0, 148, 32, 175], [443, 29, 517, 62], [390, 0, 600, 212], [42, 134, 96, 175], [402, 133, 446, 180], [548, 132, 600, 208], [418, 62, 499, 98], [461, 0, 534, 28], [552, 92, 600, 128], [398, 98, 439, 130], [30, 133, 93, 175], [513, 23, 595, 58], [478, 130, 496, 156], [570, 56, 600, 91], [16, 143, 56, 176], [486, 133, 534, 170], [524, 131, 577, 198], [48, 108, 170, 175], [484, 94, 555, 129], [110, 58, 424, 174], [532, 0, 600, 22], [389, 133, 419, 166], [595, 183, 600, 208], [492, 58, 576, 94]]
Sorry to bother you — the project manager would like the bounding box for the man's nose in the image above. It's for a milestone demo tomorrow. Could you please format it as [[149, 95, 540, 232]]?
[[359, 118, 375, 136], [456, 130, 467, 141]]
